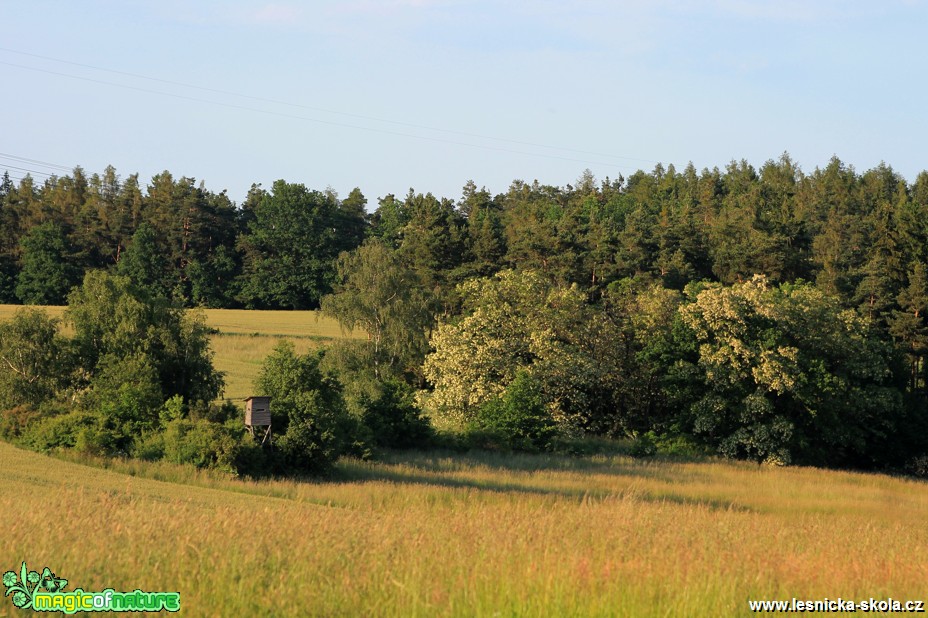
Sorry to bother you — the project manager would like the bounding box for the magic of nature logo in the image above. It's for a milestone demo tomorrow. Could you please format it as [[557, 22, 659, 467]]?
[[3, 562, 179, 614]]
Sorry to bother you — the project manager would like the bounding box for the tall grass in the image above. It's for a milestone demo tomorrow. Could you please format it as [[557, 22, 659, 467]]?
[[3, 441, 927, 616]]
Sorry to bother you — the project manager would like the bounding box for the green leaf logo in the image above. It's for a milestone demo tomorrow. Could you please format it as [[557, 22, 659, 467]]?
[[3, 562, 66, 610]]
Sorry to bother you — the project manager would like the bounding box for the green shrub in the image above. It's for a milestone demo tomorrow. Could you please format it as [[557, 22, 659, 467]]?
[[227, 433, 274, 478], [629, 430, 710, 459], [273, 392, 350, 475], [356, 379, 433, 450], [22, 411, 100, 452], [255, 343, 366, 474], [132, 431, 167, 461], [651, 432, 712, 459], [0, 308, 72, 410], [0, 405, 42, 441], [158, 395, 186, 425], [83, 354, 164, 452], [161, 418, 241, 472], [73, 418, 124, 456], [630, 432, 657, 457], [190, 399, 240, 424], [905, 455, 928, 478], [470, 371, 558, 452], [547, 434, 635, 457]]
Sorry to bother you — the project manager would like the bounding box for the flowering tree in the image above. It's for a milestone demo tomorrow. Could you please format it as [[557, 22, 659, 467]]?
[[680, 275, 906, 465]]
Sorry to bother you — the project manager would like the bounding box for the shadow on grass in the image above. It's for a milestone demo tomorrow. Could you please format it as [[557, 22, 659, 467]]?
[[210, 331, 335, 341], [331, 449, 749, 512], [350, 447, 714, 483]]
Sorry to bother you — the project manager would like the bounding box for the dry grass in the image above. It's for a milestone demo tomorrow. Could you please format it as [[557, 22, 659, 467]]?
[[0, 304, 348, 337], [201, 308, 350, 339], [209, 334, 322, 401], [0, 304, 67, 322], [203, 308, 358, 400], [2, 442, 927, 616]]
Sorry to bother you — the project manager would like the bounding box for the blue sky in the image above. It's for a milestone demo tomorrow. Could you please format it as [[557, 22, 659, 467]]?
[[3, 1, 926, 205]]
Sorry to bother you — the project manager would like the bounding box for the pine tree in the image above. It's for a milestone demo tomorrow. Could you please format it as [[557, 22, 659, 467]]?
[[890, 261, 928, 392], [15, 222, 79, 304]]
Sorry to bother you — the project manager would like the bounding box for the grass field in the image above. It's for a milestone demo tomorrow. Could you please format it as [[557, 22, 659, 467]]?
[[2, 441, 927, 616], [3, 304, 928, 615], [0, 304, 358, 401], [201, 309, 359, 400]]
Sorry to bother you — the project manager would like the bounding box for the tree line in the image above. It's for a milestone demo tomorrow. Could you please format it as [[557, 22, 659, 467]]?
[[4, 155, 928, 320], [3, 154, 928, 474]]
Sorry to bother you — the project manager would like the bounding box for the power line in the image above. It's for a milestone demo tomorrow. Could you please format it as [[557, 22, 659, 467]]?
[[0, 163, 55, 178], [0, 46, 657, 166], [1, 60, 639, 170], [0, 153, 73, 173], [0, 47, 657, 167]]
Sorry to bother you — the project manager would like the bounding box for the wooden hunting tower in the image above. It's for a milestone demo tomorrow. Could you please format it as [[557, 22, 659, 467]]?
[[245, 396, 272, 446]]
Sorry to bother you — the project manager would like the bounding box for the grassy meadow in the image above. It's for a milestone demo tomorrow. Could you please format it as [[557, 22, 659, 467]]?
[[201, 308, 359, 400], [2, 304, 928, 615], [3, 441, 928, 616]]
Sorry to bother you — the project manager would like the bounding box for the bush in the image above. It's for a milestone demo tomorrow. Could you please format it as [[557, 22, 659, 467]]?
[[161, 418, 242, 473], [547, 434, 635, 457], [189, 399, 240, 424], [227, 433, 274, 478], [651, 432, 711, 459], [255, 343, 366, 474], [22, 411, 101, 453], [73, 417, 124, 456], [82, 353, 164, 452], [132, 431, 166, 461], [470, 371, 558, 452], [679, 277, 908, 467], [629, 432, 657, 457], [0, 308, 72, 410], [905, 455, 928, 478], [356, 379, 433, 450], [0, 406, 42, 441], [630, 430, 709, 459], [274, 392, 351, 475]]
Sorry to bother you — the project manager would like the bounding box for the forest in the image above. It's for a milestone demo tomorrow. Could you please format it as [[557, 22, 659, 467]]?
[[2, 154, 928, 475]]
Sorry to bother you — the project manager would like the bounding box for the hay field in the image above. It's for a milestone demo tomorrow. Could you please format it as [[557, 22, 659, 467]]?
[[0, 305, 357, 400], [2, 442, 927, 616], [202, 309, 358, 400]]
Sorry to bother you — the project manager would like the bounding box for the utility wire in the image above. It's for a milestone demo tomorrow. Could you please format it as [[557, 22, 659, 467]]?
[[0, 152, 73, 173], [0, 46, 657, 166], [0, 60, 637, 170], [0, 163, 55, 178]]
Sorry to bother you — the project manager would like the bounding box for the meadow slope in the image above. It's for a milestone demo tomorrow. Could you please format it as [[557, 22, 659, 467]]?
[[2, 441, 927, 616]]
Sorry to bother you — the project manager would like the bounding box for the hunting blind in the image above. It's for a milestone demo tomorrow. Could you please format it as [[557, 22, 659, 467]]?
[[245, 396, 272, 446]]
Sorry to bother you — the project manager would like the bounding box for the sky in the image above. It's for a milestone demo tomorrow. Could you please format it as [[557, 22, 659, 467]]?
[[3, 0, 927, 207]]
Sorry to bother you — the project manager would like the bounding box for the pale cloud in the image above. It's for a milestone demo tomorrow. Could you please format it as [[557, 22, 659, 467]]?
[[707, 0, 901, 22], [142, 1, 311, 29], [333, 0, 455, 16], [250, 3, 305, 23]]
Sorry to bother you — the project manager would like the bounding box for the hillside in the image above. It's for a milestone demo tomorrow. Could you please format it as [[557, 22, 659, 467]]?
[[3, 441, 927, 616]]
